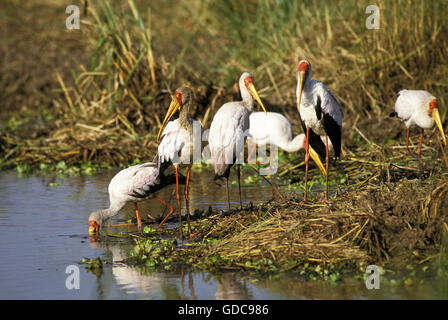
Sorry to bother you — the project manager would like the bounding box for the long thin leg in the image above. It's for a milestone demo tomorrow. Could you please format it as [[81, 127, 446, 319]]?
[[157, 197, 176, 227], [269, 149, 274, 198], [134, 202, 142, 232], [324, 133, 329, 201], [303, 127, 310, 202], [175, 167, 183, 240], [180, 266, 185, 300], [417, 129, 424, 165], [406, 127, 411, 155], [224, 176, 231, 212], [189, 273, 197, 300], [237, 164, 243, 210], [184, 166, 192, 236], [247, 143, 257, 164]]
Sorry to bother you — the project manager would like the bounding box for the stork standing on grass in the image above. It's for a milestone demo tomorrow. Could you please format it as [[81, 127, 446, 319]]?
[[156, 86, 203, 238], [248, 111, 332, 168], [247, 111, 329, 195], [208, 72, 267, 212], [390, 90, 446, 163], [296, 59, 343, 202], [88, 160, 182, 234]]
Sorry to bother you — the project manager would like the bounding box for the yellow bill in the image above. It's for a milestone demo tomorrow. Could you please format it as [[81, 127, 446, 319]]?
[[308, 145, 327, 176], [247, 83, 267, 115], [157, 98, 180, 142], [432, 108, 447, 147], [297, 71, 306, 113]]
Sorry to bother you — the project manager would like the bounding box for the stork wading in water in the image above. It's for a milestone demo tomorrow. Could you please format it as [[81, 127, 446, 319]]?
[[209, 72, 267, 212], [390, 90, 446, 164], [247, 111, 328, 194], [157, 86, 203, 238], [296, 60, 343, 202], [88, 161, 183, 234]]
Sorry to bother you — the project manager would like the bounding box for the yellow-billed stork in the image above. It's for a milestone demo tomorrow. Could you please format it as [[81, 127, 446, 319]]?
[[296, 59, 343, 202], [391, 89, 446, 163], [208, 72, 267, 211], [248, 111, 331, 171], [247, 111, 328, 197], [88, 161, 181, 234], [156, 86, 204, 237]]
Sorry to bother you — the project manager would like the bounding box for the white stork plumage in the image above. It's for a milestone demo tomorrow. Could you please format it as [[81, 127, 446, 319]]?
[[391, 89, 446, 163], [208, 72, 267, 211], [156, 86, 204, 238], [248, 111, 328, 197], [248, 111, 331, 170], [88, 161, 181, 234], [296, 59, 343, 202]]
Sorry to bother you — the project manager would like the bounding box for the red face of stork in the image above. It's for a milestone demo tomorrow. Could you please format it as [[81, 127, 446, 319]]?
[[297, 60, 311, 113], [428, 99, 447, 147], [157, 90, 184, 142], [88, 220, 100, 234]]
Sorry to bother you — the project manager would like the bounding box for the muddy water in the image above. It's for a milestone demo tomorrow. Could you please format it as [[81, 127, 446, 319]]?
[[0, 169, 445, 299]]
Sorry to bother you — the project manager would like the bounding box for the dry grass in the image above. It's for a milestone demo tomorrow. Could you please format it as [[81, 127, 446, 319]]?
[[177, 169, 448, 271], [1, 0, 447, 169]]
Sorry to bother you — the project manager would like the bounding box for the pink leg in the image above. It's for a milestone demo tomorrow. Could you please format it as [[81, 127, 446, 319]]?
[[303, 128, 310, 203], [225, 176, 231, 212], [236, 165, 243, 210], [247, 143, 257, 164], [406, 128, 411, 155], [184, 167, 192, 236], [134, 202, 142, 232], [417, 129, 424, 165], [175, 167, 183, 240], [157, 197, 176, 227], [269, 150, 274, 198], [324, 134, 329, 202]]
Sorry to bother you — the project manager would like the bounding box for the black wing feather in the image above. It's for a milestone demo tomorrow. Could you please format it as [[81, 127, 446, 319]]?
[[299, 95, 342, 161], [315, 96, 322, 120], [322, 113, 341, 159], [298, 114, 326, 161]]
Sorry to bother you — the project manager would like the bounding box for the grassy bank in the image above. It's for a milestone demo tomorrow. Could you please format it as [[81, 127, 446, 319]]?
[[117, 151, 448, 278]]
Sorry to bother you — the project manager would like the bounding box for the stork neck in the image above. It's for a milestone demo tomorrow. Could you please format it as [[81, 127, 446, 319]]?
[[89, 208, 116, 226], [297, 72, 313, 94], [179, 100, 192, 129], [279, 134, 305, 153], [240, 85, 255, 110], [102, 200, 126, 223]]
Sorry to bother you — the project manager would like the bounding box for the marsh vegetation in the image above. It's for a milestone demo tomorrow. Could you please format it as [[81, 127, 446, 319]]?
[[1, 0, 448, 294]]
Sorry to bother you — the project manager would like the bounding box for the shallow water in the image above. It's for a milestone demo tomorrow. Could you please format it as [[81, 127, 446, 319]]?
[[0, 169, 446, 299]]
